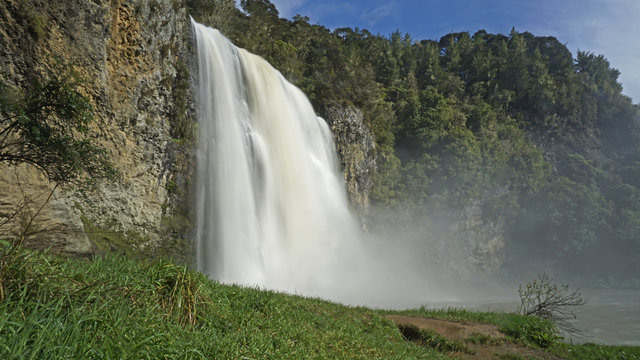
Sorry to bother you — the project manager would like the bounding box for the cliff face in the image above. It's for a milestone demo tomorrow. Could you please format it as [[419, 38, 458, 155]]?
[[440, 202, 507, 277], [323, 103, 376, 224], [0, 0, 195, 258]]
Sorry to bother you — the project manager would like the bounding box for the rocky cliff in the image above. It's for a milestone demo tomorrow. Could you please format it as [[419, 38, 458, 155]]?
[[323, 103, 376, 225], [0, 0, 196, 258], [440, 202, 507, 277]]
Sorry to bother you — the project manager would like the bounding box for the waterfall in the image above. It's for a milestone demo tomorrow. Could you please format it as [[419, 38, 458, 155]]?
[[192, 20, 365, 299], [190, 20, 463, 307]]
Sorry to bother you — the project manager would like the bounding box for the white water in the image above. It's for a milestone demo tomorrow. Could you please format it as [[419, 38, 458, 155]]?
[[193, 21, 373, 303]]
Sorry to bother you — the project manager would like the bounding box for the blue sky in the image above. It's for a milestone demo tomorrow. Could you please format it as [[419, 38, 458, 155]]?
[[260, 0, 640, 104]]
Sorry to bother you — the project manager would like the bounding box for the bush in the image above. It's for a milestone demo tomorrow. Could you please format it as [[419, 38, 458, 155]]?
[[518, 273, 587, 335]]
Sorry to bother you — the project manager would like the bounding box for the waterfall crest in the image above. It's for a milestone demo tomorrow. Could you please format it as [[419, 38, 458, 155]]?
[[193, 21, 364, 299]]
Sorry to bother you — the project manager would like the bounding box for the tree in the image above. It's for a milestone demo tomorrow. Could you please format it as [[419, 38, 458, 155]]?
[[0, 60, 115, 186], [518, 273, 587, 335], [184, 1, 640, 282]]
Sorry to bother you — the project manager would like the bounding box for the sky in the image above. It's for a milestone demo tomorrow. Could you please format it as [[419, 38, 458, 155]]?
[[261, 0, 640, 104]]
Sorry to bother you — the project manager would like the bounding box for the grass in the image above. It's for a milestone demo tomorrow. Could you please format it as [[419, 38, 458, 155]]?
[[0, 246, 448, 359], [397, 325, 474, 355], [499, 353, 524, 360], [1, 246, 639, 359], [80, 215, 150, 257], [551, 343, 640, 360], [465, 332, 503, 346], [384, 306, 640, 359]]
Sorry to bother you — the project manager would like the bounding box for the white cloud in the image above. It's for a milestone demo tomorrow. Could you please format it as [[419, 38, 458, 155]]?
[[269, 0, 309, 18], [361, 3, 396, 27], [581, 0, 640, 102], [534, 0, 640, 102], [269, 0, 399, 35]]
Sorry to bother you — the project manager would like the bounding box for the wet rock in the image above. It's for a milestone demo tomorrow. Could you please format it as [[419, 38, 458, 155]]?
[[323, 103, 376, 226]]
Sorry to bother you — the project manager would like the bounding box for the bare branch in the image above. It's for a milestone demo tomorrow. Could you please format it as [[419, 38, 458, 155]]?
[[518, 273, 588, 335]]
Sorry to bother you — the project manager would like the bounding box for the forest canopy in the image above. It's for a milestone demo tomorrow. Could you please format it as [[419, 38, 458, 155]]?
[[188, 0, 640, 285]]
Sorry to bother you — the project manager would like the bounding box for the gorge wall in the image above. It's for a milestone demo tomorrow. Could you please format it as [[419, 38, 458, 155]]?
[[0, 0, 196, 258]]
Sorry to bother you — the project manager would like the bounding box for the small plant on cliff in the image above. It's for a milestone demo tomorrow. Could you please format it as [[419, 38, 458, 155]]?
[[0, 59, 116, 186], [170, 60, 196, 143], [518, 273, 587, 336], [16, 2, 47, 40]]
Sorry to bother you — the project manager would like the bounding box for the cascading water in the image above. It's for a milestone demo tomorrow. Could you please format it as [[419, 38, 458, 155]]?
[[191, 20, 461, 307], [193, 20, 367, 301]]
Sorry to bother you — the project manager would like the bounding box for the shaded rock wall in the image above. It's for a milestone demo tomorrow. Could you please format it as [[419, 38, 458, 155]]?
[[441, 202, 507, 277], [323, 103, 376, 225]]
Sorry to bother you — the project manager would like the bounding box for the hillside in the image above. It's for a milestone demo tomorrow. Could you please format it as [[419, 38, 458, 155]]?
[[0, 0, 196, 259]]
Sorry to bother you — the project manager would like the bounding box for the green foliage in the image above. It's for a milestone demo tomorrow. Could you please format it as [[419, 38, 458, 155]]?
[[499, 353, 524, 360], [390, 307, 561, 349], [0, 59, 116, 186], [553, 343, 640, 360], [170, 60, 196, 143], [465, 332, 503, 346], [80, 216, 149, 258], [15, 2, 47, 40], [153, 263, 207, 325], [483, 311, 560, 349], [511, 177, 615, 274], [1, 247, 636, 359], [187, 0, 240, 37]]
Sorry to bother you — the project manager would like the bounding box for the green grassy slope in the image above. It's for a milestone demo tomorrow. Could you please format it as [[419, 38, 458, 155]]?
[[0, 247, 446, 359], [0, 247, 638, 359]]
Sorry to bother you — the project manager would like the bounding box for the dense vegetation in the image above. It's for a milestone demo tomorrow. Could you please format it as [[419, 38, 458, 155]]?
[[2, 246, 638, 359], [189, 0, 640, 285]]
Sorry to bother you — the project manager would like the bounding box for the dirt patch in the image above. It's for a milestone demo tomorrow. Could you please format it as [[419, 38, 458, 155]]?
[[385, 315, 563, 360], [386, 315, 505, 341]]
